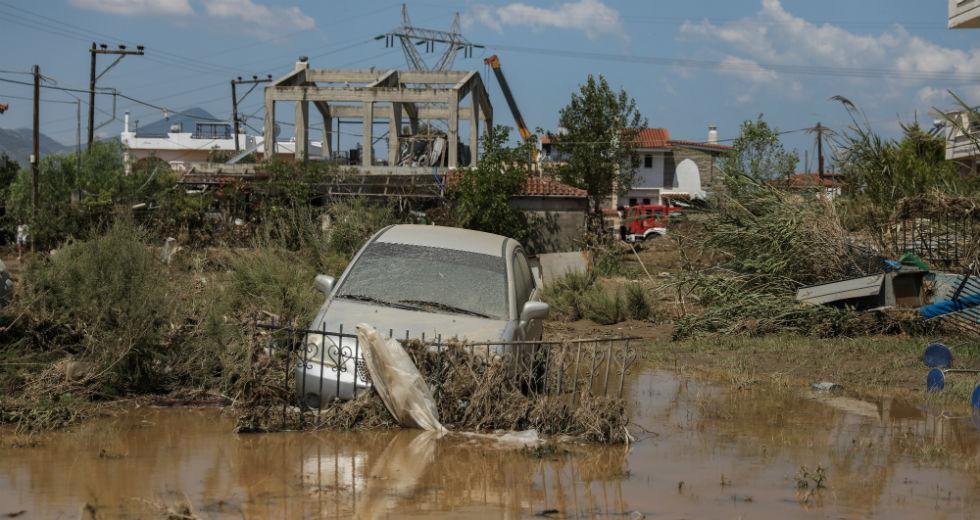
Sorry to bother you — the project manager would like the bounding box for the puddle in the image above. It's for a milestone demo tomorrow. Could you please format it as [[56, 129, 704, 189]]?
[[2, 368, 979, 518]]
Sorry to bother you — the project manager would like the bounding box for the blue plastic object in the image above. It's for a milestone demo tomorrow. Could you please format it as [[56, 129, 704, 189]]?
[[972, 384, 980, 410], [926, 368, 946, 391], [923, 342, 952, 369]]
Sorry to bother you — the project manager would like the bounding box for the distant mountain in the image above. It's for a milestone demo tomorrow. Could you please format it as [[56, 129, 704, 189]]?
[[0, 128, 72, 167], [132, 107, 224, 137]]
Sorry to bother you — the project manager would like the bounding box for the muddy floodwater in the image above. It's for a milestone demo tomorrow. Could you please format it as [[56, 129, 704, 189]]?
[[2, 367, 979, 519]]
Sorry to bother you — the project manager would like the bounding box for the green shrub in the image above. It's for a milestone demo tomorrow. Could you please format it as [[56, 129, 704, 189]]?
[[542, 270, 596, 320], [16, 220, 177, 394], [226, 246, 319, 325], [581, 286, 624, 325], [624, 282, 651, 320]]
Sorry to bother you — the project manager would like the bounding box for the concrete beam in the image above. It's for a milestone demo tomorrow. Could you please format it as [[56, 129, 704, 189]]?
[[471, 90, 480, 165], [369, 70, 399, 88], [305, 69, 386, 83], [270, 85, 457, 103], [327, 104, 473, 120], [303, 69, 471, 85], [398, 70, 470, 84]]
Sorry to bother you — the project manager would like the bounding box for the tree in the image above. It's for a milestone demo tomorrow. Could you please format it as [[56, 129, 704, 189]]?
[[450, 125, 530, 241], [720, 116, 798, 182], [555, 75, 645, 232]]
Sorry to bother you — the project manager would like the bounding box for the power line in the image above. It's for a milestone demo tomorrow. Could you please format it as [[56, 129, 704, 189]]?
[[483, 43, 980, 83]]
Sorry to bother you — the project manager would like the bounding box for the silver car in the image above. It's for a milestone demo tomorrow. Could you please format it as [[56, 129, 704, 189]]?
[[296, 224, 549, 407]]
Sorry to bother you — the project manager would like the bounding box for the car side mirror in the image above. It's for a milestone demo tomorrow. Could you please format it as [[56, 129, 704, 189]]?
[[521, 301, 550, 322], [314, 274, 335, 296]]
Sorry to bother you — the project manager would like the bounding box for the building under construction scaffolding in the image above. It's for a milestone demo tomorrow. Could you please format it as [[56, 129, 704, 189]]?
[[263, 58, 493, 172]]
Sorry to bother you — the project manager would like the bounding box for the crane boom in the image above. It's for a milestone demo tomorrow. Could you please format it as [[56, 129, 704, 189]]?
[[484, 55, 532, 142]]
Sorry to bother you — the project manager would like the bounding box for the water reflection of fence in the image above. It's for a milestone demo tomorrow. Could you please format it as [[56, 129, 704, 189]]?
[[292, 431, 632, 517], [253, 321, 638, 427]]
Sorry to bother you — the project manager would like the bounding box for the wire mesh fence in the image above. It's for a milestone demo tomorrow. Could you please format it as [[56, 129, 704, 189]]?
[[251, 320, 639, 430]]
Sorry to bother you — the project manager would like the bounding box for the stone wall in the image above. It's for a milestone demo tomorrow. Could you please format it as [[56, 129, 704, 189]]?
[[671, 147, 725, 194]]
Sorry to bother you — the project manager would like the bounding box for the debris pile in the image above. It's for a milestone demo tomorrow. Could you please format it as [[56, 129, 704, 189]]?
[[233, 331, 630, 444]]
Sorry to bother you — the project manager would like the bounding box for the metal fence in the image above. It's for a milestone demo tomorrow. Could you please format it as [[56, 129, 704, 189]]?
[[883, 214, 979, 270], [252, 321, 639, 427]]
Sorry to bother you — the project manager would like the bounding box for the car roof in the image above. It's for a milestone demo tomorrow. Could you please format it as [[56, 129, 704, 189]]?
[[375, 224, 511, 257]]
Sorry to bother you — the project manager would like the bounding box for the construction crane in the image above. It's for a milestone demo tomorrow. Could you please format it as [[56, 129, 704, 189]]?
[[484, 55, 531, 142], [484, 55, 537, 168]]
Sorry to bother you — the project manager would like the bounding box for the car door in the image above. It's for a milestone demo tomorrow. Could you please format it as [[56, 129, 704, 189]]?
[[512, 249, 543, 341]]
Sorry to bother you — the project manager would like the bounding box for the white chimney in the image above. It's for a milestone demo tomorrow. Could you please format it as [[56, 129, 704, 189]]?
[[124, 111, 130, 133], [708, 124, 718, 144]]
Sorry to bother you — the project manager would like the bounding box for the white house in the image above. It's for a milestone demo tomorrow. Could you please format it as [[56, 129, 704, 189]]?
[[120, 111, 320, 173], [944, 109, 980, 174], [623, 127, 730, 207], [949, 0, 980, 28]]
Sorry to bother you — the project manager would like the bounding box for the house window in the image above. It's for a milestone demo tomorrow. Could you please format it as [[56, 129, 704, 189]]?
[[643, 154, 653, 168], [642, 198, 651, 205], [629, 198, 637, 206]]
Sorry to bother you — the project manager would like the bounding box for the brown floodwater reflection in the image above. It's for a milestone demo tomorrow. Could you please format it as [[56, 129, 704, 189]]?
[[2, 368, 979, 518]]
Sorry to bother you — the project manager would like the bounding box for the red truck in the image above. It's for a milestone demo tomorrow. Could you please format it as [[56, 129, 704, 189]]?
[[619, 204, 683, 242]]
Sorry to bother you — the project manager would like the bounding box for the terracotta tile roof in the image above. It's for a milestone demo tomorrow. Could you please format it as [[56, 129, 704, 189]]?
[[633, 128, 671, 149], [520, 176, 587, 197], [444, 170, 587, 198]]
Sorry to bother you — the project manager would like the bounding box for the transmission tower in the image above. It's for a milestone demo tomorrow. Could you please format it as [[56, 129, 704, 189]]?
[[376, 4, 483, 71]]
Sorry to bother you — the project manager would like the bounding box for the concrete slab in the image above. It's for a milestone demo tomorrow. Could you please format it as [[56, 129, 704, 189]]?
[[536, 251, 589, 286]]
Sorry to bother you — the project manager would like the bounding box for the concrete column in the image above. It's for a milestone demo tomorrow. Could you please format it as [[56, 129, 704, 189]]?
[[295, 99, 309, 162], [263, 88, 275, 161], [322, 115, 332, 160], [470, 91, 480, 166], [362, 101, 374, 167], [447, 92, 459, 168], [389, 102, 402, 166]]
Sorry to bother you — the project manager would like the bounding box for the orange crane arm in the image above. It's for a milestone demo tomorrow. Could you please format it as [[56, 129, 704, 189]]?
[[484, 55, 532, 142]]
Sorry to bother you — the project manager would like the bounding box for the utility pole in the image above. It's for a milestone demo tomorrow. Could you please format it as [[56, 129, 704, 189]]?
[[816, 121, 824, 180], [230, 75, 272, 152], [87, 42, 144, 150], [31, 65, 40, 228]]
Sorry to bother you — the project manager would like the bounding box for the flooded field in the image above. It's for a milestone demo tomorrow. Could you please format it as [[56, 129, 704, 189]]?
[[2, 367, 979, 519]]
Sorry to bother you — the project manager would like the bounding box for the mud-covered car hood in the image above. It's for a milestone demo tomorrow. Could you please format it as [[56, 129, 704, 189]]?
[[311, 298, 513, 342]]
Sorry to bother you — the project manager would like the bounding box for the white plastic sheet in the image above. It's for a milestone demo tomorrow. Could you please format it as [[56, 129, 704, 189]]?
[[356, 323, 446, 432]]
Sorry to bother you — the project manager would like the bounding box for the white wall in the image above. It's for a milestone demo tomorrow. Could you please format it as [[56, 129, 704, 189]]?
[[634, 152, 665, 189]]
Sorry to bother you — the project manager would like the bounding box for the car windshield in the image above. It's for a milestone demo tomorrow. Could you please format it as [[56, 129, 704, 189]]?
[[335, 242, 509, 320]]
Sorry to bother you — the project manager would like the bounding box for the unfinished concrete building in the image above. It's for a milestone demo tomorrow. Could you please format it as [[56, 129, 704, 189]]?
[[264, 58, 493, 172]]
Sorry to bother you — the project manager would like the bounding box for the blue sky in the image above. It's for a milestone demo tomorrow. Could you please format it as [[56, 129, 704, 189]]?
[[1, 0, 978, 167]]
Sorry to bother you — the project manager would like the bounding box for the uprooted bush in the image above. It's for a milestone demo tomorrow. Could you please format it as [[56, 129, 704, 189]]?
[[234, 337, 630, 443], [667, 271, 931, 340]]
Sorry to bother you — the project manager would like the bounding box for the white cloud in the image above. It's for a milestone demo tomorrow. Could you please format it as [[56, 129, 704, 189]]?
[[680, 0, 980, 107], [718, 56, 777, 84], [469, 0, 622, 40], [202, 0, 315, 37], [70, 0, 316, 38], [69, 0, 193, 16]]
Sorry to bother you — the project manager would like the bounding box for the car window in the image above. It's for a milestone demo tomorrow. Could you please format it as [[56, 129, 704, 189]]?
[[513, 251, 533, 312], [336, 242, 508, 320]]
